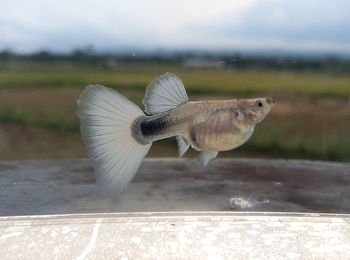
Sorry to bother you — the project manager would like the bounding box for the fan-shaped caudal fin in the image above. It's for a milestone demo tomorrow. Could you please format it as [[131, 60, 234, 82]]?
[[77, 85, 151, 195]]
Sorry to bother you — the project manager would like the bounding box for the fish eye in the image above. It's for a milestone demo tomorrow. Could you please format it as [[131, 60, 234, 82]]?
[[256, 101, 263, 108]]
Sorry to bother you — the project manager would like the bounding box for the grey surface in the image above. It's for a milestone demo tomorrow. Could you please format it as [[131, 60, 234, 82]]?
[[1, 212, 350, 259], [0, 158, 350, 216]]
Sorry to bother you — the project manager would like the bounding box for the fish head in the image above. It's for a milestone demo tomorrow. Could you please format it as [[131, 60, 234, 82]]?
[[243, 97, 275, 123]]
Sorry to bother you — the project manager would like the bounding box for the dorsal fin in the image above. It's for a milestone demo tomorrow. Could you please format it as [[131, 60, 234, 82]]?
[[143, 73, 188, 114]]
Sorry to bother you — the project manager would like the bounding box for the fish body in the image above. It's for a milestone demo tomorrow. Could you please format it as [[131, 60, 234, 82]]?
[[77, 73, 275, 194], [133, 99, 270, 151]]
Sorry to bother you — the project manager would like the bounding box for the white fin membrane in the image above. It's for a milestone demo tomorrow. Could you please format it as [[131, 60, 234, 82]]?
[[143, 72, 188, 114], [199, 151, 218, 167], [77, 85, 151, 194], [176, 135, 190, 157]]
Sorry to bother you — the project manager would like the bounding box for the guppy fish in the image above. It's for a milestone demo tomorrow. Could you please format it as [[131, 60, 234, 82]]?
[[77, 73, 275, 193]]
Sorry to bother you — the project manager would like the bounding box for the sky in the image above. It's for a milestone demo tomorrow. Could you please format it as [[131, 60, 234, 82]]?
[[1, 0, 349, 55]]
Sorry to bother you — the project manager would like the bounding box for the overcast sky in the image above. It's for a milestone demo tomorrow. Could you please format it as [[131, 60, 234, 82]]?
[[1, 0, 349, 55]]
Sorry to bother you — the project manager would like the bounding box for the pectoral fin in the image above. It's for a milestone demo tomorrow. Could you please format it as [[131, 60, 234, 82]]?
[[246, 110, 257, 120], [198, 151, 218, 167]]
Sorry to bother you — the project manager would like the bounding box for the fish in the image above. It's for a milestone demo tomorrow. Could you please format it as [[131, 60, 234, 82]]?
[[77, 72, 275, 194]]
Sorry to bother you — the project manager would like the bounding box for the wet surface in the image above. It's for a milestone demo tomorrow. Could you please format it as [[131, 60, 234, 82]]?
[[0, 158, 349, 216]]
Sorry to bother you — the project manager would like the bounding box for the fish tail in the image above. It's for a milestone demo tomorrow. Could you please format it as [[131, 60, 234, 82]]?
[[77, 85, 151, 194]]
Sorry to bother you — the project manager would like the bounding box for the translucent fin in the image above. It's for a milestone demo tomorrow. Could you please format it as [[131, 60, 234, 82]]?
[[143, 72, 188, 114], [77, 85, 152, 194], [176, 135, 190, 157], [199, 151, 218, 167]]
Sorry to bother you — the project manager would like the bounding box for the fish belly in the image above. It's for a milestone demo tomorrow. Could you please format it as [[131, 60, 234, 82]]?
[[189, 107, 255, 151], [191, 129, 251, 151]]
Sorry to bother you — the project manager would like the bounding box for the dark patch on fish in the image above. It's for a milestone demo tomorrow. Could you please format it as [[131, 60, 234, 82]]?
[[140, 117, 168, 137]]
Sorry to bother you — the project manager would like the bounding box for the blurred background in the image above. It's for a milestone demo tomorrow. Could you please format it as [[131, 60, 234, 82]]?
[[0, 0, 349, 161]]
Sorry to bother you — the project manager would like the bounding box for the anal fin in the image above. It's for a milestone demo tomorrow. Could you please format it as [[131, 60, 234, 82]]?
[[199, 151, 218, 167], [176, 135, 190, 157]]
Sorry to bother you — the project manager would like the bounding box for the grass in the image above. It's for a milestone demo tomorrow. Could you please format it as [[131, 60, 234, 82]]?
[[0, 61, 349, 161], [1, 62, 350, 98], [0, 106, 78, 132]]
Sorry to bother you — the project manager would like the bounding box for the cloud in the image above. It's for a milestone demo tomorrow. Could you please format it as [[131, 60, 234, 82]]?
[[196, 0, 350, 52], [0, 0, 257, 52], [0, 0, 349, 54]]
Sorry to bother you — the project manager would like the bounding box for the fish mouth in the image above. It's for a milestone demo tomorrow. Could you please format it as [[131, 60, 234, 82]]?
[[266, 97, 276, 105]]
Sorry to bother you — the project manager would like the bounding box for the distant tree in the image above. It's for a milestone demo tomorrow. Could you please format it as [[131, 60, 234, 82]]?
[[30, 50, 54, 61], [0, 49, 16, 61]]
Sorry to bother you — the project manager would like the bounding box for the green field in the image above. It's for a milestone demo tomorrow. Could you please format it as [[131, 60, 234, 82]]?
[[0, 62, 349, 161], [1, 62, 350, 97]]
